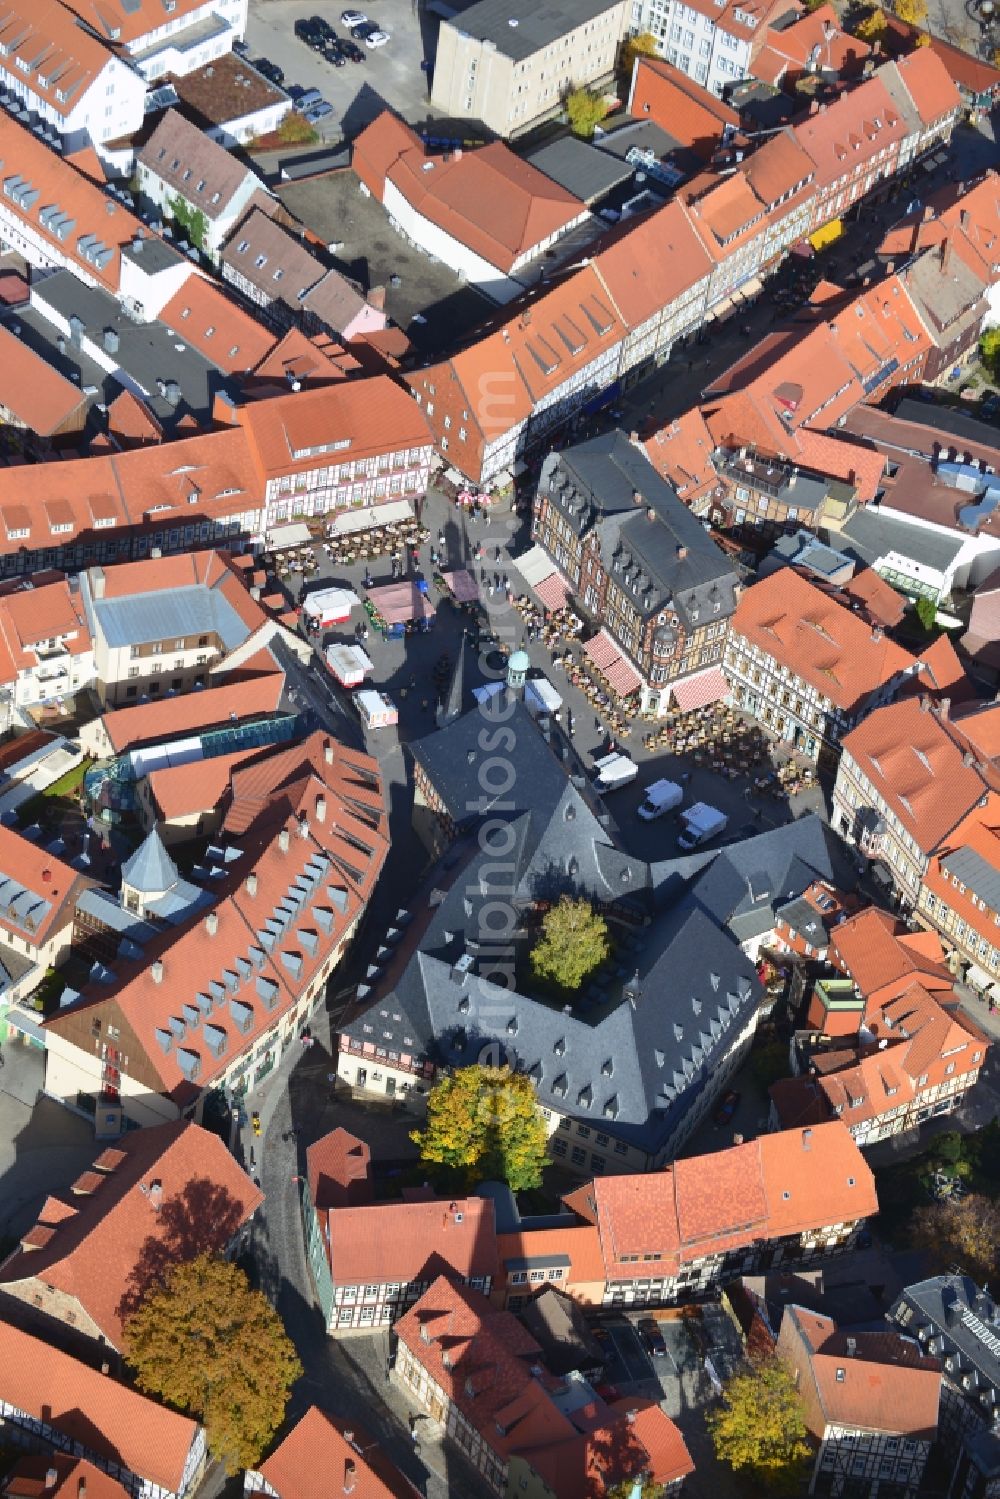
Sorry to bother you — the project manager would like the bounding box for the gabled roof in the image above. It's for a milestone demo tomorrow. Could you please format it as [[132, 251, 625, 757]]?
[[305, 1126, 372, 1211], [138, 111, 259, 221], [238, 376, 432, 477], [324, 1196, 497, 1285], [254, 1407, 420, 1499], [355, 113, 586, 274], [629, 55, 740, 151], [0, 1122, 261, 1348], [832, 907, 952, 1001], [3, 1456, 128, 1499], [573, 1121, 876, 1280], [160, 274, 275, 375], [0, 1321, 199, 1492], [98, 673, 285, 755], [732, 569, 915, 711]]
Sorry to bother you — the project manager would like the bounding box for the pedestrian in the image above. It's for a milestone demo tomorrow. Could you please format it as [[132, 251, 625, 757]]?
[[502, 572, 509, 592], [438, 530, 445, 548], [494, 571, 501, 591], [594, 715, 601, 732], [495, 546, 501, 563]]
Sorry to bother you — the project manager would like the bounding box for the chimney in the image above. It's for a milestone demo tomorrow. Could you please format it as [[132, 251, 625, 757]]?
[[91, 566, 105, 600], [846, 1336, 857, 1358], [809, 99, 819, 115], [205, 911, 218, 936], [149, 1179, 163, 1213], [632, 488, 644, 505], [45, 1470, 59, 1492], [211, 390, 241, 427], [626, 1408, 638, 1424], [919, 693, 931, 712], [677, 544, 688, 559], [315, 794, 327, 824], [871, 625, 883, 642], [298, 815, 310, 840], [324, 741, 334, 765], [151, 959, 164, 984], [279, 828, 290, 853], [941, 238, 954, 277], [961, 209, 971, 232], [367, 285, 386, 311], [802, 1127, 812, 1150], [938, 696, 951, 719], [343, 1458, 357, 1494], [451, 146, 462, 161], [100, 1361, 110, 1374], [245, 872, 258, 896], [78, 1480, 87, 1498]]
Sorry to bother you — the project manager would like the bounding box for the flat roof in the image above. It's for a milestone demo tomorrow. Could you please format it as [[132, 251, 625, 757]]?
[[524, 135, 634, 204], [441, 0, 623, 61], [276, 170, 494, 352], [24, 271, 229, 431], [170, 54, 286, 127]]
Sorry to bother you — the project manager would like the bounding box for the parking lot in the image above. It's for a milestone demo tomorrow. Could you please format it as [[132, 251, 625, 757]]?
[[244, 0, 440, 141]]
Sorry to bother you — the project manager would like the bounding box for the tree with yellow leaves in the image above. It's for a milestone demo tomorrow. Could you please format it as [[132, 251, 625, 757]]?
[[123, 1255, 301, 1473], [708, 1358, 811, 1494], [895, 0, 928, 23], [621, 30, 659, 80], [530, 895, 611, 995], [855, 6, 888, 40], [412, 1065, 550, 1191]]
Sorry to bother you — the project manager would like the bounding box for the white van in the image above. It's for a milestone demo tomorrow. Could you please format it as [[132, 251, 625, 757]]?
[[593, 752, 639, 792], [637, 779, 684, 821]]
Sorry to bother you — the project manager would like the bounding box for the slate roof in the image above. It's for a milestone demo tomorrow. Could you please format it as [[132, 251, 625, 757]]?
[[688, 814, 838, 943], [348, 709, 761, 1155], [121, 828, 180, 895], [939, 844, 1000, 913], [539, 430, 739, 625], [891, 1276, 1000, 1396]]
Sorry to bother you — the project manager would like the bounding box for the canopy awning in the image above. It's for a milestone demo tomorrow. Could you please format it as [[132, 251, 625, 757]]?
[[809, 218, 843, 252], [967, 963, 993, 992], [366, 582, 436, 625], [332, 499, 413, 536], [584, 629, 642, 697], [440, 568, 479, 603], [515, 544, 557, 587], [535, 570, 572, 611], [670, 665, 730, 712], [266, 521, 312, 551], [735, 276, 762, 301], [5, 1006, 45, 1043]]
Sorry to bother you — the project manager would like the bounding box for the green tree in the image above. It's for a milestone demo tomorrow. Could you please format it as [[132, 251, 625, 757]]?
[[895, 0, 928, 23], [980, 326, 1000, 377], [411, 1065, 549, 1191], [855, 6, 888, 39], [566, 87, 609, 140], [123, 1254, 301, 1473], [910, 1193, 1000, 1282], [276, 112, 319, 145], [607, 1480, 667, 1499], [168, 194, 208, 252], [530, 896, 611, 995], [708, 1358, 811, 1494], [621, 30, 659, 79], [914, 596, 937, 632]]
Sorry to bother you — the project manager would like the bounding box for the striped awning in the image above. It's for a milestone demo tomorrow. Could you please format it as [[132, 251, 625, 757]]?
[[514, 544, 556, 587], [671, 666, 730, 712], [535, 570, 571, 611], [584, 629, 642, 697]]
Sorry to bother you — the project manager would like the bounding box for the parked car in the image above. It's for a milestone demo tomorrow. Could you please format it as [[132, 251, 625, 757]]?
[[293, 19, 317, 42], [364, 27, 389, 45], [352, 19, 379, 37], [293, 87, 324, 112], [310, 14, 334, 37], [251, 1111, 262, 1136], [253, 57, 284, 84], [305, 100, 334, 122], [713, 1089, 740, 1127], [341, 8, 368, 22], [637, 1318, 667, 1357], [325, 46, 348, 65], [339, 38, 365, 60]]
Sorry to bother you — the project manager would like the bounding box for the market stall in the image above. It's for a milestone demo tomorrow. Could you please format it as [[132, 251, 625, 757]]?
[[302, 587, 360, 628], [438, 568, 479, 603], [364, 580, 436, 637], [325, 644, 374, 688]]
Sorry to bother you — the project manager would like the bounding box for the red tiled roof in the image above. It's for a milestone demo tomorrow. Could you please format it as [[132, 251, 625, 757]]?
[[832, 907, 952, 999], [594, 199, 714, 330], [46, 733, 389, 1106], [306, 1126, 372, 1210], [146, 745, 266, 821], [256, 1407, 420, 1499], [0, 823, 90, 947], [629, 55, 739, 149], [0, 1120, 261, 1348], [496, 1224, 607, 1287], [355, 113, 586, 274], [101, 672, 284, 754], [584, 1121, 874, 1279], [238, 376, 432, 478], [160, 275, 275, 375], [842, 696, 997, 854], [3, 1455, 129, 1499], [0, 1314, 199, 1490], [325, 1196, 497, 1284], [731, 569, 915, 711], [0, 324, 86, 436]]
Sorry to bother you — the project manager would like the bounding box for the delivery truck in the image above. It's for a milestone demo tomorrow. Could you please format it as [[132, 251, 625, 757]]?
[[637, 778, 684, 821], [354, 689, 398, 730], [677, 802, 728, 850], [593, 752, 639, 792], [325, 643, 373, 688]]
